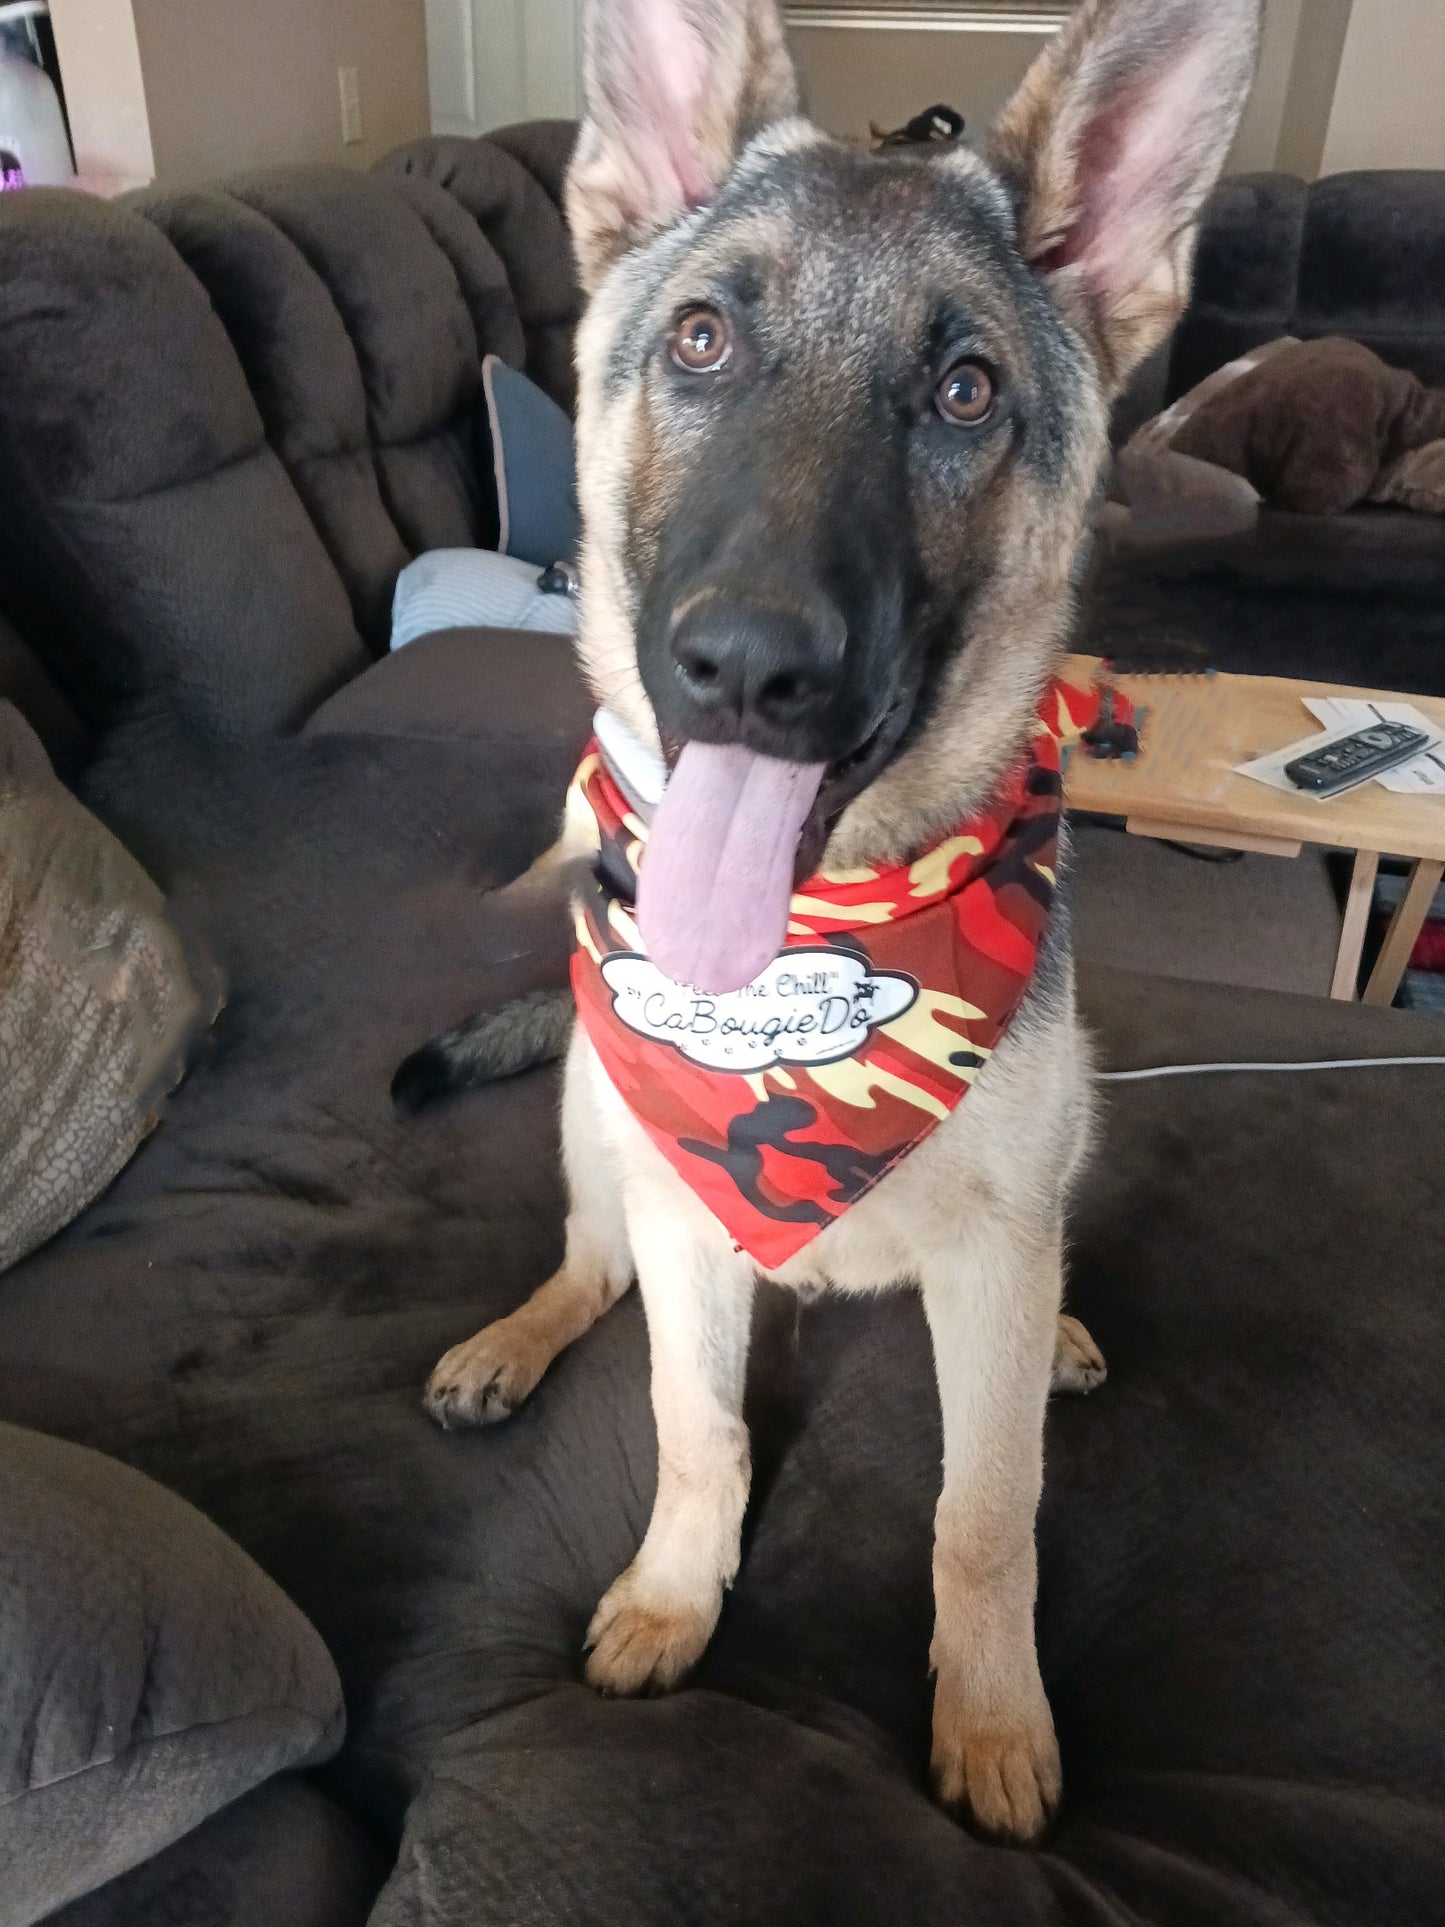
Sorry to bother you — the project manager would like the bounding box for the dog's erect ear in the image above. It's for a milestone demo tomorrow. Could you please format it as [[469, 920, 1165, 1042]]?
[[566, 0, 799, 290], [989, 0, 1260, 390]]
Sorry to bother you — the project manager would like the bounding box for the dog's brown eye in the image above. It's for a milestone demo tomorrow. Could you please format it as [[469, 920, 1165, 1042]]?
[[669, 307, 732, 374], [935, 360, 995, 426]]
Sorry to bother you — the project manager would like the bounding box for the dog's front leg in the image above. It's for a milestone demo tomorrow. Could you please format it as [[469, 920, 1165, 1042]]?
[[425, 1025, 632, 1427], [585, 1176, 754, 1696], [922, 1214, 1063, 1843]]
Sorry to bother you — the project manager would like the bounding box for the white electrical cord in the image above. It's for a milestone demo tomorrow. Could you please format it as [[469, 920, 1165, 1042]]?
[[1100, 1055, 1445, 1083]]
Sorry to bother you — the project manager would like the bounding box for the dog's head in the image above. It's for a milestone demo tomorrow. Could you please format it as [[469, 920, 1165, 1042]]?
[[567, 0, 1258, 989]]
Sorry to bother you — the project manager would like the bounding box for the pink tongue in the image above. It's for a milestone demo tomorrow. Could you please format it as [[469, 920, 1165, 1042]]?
[[636, 742, 826, 994]]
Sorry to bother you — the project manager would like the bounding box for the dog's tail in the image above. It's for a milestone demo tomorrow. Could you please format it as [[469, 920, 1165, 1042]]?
[[391, 987, 574, 1113]]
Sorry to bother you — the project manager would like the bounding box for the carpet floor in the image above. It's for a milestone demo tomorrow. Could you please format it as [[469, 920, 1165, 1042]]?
[[1068, 821, 1345, 998]]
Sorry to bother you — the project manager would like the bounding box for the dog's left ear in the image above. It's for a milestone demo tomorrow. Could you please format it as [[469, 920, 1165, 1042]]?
[[990, 0, 1261, 390], [566, 0, 799, 292]]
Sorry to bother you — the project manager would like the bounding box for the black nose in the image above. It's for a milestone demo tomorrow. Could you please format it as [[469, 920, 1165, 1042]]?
[[670, 595, 847, 729]]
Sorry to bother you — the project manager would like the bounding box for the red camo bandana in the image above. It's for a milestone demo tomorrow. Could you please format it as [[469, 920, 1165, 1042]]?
[[570, 676, 1125, 1270]]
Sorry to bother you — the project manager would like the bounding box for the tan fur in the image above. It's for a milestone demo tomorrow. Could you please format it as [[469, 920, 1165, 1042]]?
[[430, 0, 1257, 1844]]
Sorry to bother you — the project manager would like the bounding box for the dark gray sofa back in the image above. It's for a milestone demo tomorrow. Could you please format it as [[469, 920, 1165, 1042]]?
[[2, 142, 1440, 748], [1171, 170, 1445, 397], [379, 119, 581, 415], [0, 126, 581, 745]]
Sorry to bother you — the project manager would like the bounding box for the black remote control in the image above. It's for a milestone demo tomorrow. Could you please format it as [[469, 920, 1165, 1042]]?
[[1284, 721, 1429, 797]]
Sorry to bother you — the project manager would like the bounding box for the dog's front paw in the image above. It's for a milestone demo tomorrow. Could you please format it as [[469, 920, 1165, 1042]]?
[[1050, 1313, 1107, 1396], [930, 1692, 1062, 1844], [424, 1319, 550, 1429], [583, 1565, 719, 1696]]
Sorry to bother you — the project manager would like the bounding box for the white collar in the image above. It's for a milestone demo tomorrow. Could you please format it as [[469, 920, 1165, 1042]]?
[[593, 706, 667, 812]]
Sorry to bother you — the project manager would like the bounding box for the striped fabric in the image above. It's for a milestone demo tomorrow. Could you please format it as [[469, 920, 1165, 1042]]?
[[390, 549, 579, 650]]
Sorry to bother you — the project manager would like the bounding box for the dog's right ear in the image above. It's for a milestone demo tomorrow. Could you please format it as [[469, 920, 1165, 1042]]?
[[566, 0, 799, 291]]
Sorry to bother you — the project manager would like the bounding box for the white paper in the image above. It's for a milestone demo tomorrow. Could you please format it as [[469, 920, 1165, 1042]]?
[[1234, 699, 1445, 797]]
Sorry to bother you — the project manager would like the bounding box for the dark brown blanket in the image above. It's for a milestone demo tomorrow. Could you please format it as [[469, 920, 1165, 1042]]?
[[1172, 334, 1445, 515]]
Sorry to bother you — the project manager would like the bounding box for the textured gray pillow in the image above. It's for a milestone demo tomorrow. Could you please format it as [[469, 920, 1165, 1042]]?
[[0, 1423, 347, 1924], [0, 701, 222, 1272]]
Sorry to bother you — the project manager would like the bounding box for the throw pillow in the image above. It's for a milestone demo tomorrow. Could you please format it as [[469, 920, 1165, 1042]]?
[[1104, 340, 1299, 552], [480, 354, 581, 566], [391, 549, 579, 651], [0, 702, 222, 1272], [1170, 335, 1445, 516], [0, 1422, 346, 1924]]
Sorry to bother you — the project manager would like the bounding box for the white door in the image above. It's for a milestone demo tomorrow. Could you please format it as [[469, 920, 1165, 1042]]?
[[425, 0, 580, 136]]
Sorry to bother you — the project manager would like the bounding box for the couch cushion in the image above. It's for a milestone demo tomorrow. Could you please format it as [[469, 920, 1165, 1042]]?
[[1086, 513, 1445, 692], [377, 123, 583, 416], [372, 970, 1445, 1925], [1296, 171, 1445, 387], [127, 173, 477, 656], [0, 1424, 346, 1924], [45, 1778, 384, 1927], [124, 160, 516, 660], [0, 136, 588, 737], [1168, 172, 1308, 397], [0, 188, 369, 737], [1170, 171, 1445, 397], [1, 632, 1441, 1922], [0, 703, 221, 1274], [1113, 171, 1445, 692], [303, 624, 589, 743]]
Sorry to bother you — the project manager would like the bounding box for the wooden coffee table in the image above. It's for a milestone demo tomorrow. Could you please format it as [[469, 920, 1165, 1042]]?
[[1061, 655, 1445, 1007]]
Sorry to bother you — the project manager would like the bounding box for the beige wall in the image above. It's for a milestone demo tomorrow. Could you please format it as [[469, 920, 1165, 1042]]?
[[48, 0, 154, 191], [1275, 0, 1354, 179], [789, 0, 1330, 174], [133, 0, 430, 184], [1319, 0, 1445, 174], [52, 0, 430, 191], [1227, 0, 1304, 172], [788, 22, 1043, 148]]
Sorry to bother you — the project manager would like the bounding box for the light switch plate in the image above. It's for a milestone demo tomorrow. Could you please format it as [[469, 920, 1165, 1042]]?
[[338, 66, 363, 146]]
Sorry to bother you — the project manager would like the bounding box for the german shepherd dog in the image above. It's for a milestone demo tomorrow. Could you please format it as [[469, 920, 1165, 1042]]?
[[408, 0, 1258, 1842]]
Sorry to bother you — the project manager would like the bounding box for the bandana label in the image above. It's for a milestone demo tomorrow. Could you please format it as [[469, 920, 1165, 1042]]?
[[570, 675, 1125, 1271], [600, 948, 919, 1073]]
